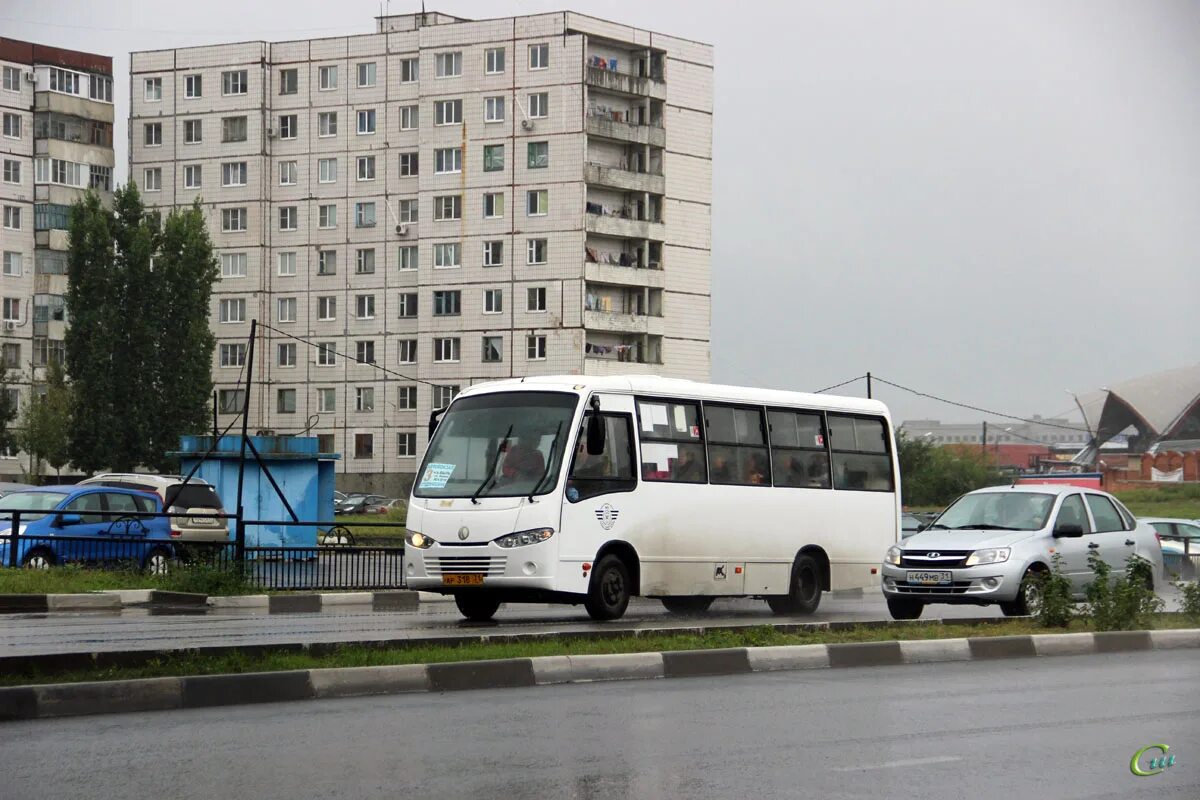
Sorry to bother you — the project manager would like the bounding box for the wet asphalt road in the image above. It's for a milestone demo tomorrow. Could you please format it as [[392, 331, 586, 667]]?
[[2, 650, 1197, 800]]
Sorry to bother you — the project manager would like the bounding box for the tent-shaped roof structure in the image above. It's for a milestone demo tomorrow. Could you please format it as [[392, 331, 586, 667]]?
[[1074, 363, 1200, 460]]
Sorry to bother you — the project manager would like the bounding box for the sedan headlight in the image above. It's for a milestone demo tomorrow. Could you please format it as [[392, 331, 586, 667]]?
[[885, 545, 903, 566], [495, 528, 555, 549], [406, 531, 435, 549], [965, 547, 1011, 567]]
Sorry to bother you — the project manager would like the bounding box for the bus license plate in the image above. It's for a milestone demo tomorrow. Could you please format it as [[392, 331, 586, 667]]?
[[906, 571, 952, 585], [442, 574, 484, 586]]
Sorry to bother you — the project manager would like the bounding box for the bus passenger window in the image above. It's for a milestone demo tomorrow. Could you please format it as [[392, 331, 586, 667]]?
[[768, 410, 831, 489], [829, 415, 894, 492], [637, 398, 706, 483], [705, 404, 769, 486]]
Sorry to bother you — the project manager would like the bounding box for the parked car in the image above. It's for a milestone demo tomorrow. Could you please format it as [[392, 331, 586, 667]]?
[[881, 485, 1163, 620], [0, 482, 34, 499], [1142, 517, 1200, 580], [78, 473, 227, 542], [336, 494, 387, 515], [0, 486, 175, 573]]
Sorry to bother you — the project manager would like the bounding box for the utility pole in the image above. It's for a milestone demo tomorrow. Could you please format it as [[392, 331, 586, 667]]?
[[981, 420, 987, 458], [866, 372, 872, 399]]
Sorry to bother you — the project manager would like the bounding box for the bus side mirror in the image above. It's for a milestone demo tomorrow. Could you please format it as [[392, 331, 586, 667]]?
[[428, 408, 446, 440], [586, 414, 606, 456]]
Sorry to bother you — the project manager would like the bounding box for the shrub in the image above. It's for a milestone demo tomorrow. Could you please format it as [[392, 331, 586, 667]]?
[[1175, 579, 1200, 620], [1082, 551, 1164, 631], [1035, 553, 1075, 628]]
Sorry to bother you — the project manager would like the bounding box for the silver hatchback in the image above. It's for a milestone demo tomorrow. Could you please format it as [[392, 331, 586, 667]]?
[[881, 485, 1162, 619]]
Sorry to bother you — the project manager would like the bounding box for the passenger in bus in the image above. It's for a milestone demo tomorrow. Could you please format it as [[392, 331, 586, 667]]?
[[710, 453, 733, 483], [748, 453, 769, 485], [571, 437, 611, 479], [673, 448, 704, 482], [500, 435, 545, 483]]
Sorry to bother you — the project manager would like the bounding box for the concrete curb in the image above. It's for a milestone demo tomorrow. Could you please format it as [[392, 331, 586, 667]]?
[[0, 590, 420, 615], [2, 627, 1196, 722]]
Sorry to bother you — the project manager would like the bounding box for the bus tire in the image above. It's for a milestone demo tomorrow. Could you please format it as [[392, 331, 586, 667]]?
[[886, 597, 924, 620], [766, 554, 822, 615], [454, 593, 501, 622], [660, 596, 715, 615], [585, 555, 631, 621]]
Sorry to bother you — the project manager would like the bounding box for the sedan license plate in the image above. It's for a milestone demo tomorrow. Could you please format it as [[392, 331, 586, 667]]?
[[906, 570, 952, 586], [442, 574, 484, 586]]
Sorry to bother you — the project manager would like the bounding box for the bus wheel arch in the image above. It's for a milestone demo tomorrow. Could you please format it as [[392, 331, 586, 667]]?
[[585, 541, 639, 621], [767, 547, 826, 616], [594, 540, 640, 596], [798, 545, 831, 593]]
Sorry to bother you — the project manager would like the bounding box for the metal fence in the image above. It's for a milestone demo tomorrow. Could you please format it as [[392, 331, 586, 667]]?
[[1160, 535, 1199, 582]]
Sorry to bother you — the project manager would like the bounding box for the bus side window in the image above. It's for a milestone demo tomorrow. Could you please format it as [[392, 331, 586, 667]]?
[[829, 415, 894, 492], [568, 413, 636, 502]]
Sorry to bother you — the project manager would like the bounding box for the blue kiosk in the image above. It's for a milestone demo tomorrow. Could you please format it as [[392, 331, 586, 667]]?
[[172, 435, 340, 547]]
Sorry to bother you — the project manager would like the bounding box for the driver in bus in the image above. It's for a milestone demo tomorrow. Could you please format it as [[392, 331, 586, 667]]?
[[500, 435, 545, 484]]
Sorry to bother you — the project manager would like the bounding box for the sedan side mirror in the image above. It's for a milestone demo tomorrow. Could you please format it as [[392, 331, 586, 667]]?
[[58, 513, 82, 527], [1054, 523, 1084, 538]]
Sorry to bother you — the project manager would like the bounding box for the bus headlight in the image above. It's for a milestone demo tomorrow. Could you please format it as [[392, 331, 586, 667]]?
[[885, 545, 903, 566], [965, 547, 1010, 567], [406, 531, 435, 549], [495, 528, 555, 548]]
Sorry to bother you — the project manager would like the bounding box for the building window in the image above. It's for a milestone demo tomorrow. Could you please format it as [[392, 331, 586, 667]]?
[[2, 342, 18, 369], [183, 165, 202, 189], [221, 162, 247, 186], [144, 123, 162, 147], [398, 199, 418, 223], [317, 296, 336, 321], [355, 248, 375, 275], [397, 432, 417, 457], [433, 385, 459, 407], [355, 202, 376, 228], [356, 62, 376, 87], [221, 252, 247, 278], [483, 145, 504, 172], [144, 77, 162, 101], [399, 152, 419, 176], [184, 74, 202, 98], [484, 289, 503, 314], [486, 191, 505, 220], [279, 206, 298, 231], [527, 287, 547, 312], [397, 293, 418, 318], [219, 389, 246, 414], [482, 336, 503, 363], [357, 155, 376, 181], [434, 99, 463, 126], [530, 43, 550, 70], [279, 68, 297, 95], [219, 298, 246, 323], [397, 387, 417, 410], [276, 297, 297, 323], [434, 195, 462, 221], [317, 342, 337, 366], [399, 58, 419, 83], [398, 340, 417, 364], [318, 250, 337, 275], [222, 116, 247, 142], [527, 189, 548, 216], [318, 111, 337, 137], [142, 168, 161, 192], [219, 343, 246, 367], [221, 208, 247, 232], [356, 387, 375, 412], [279, 160, 298, 185], [355, 341, 375, 364], [400, 105, 419, 130], [277, 343, 297, 367], [317, 433, 335, 453], [2, 113, 20, 139], [485, 47, 505, 75], [529, 92, 548, 118], [433, 242, 461, 268], [2, 159, 19, 184], [277, 389, 296, 414], [355, 293, 375, 319], [3, 207, 19, 230], [183, 119, 202, 144], [528, 141, 549, 169], [527, 335, 547, 360], [318, 388, 336, 412], [2, 252, 22, 277], [527, 238, 547, 265], [435, 52, 462, 78], [433, 337, 460, 363], [357, 109, 376, 134], [90, 75, 113, 102], [49, 68, 81, 95], [277, 251, 296, 277], [318, 65, 337, 91], [354, 433, 374, 459], [1, 297, 19, 322], [434, 147, 461, 174], [318, 204, 336, 229], [433, 290, 461, 317], [3, 66, 21, 92], [222, 70, 248, 95], [278, 114, 297, 139], [318, 157, 337, 183], [90, 165, 112, 191], [483, 241, 503, 267], [398, 245, 418, 270], [484, 96, 505, 123]]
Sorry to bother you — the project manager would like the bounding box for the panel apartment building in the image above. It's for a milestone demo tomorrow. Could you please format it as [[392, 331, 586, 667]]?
[[129, 10, 712, 491], [0, 39, 115, 479]]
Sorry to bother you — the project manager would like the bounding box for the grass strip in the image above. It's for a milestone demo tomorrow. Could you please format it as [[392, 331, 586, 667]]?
[[5, 615, 1196, 688], [0, 564, 256, 596]]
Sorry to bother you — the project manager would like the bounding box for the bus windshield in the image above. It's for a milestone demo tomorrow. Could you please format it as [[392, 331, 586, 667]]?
[[415, 391, 579, 499]]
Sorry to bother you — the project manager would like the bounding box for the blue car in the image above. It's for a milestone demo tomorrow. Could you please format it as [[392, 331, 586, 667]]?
[[0, 486, 175, 573]]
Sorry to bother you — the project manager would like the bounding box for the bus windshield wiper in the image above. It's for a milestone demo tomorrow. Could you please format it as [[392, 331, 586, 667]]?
[[528, 422, 563, 502], [472, 425, 513, 505]]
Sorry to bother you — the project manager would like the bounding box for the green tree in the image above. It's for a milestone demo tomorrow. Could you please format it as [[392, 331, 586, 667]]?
[[17, 360, 72, 479], [0, 368, 19, 458], [896, 433, 1003, 507]]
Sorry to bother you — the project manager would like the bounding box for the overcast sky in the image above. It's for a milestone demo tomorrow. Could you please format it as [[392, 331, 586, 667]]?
[[5, 0, 1198, 426]]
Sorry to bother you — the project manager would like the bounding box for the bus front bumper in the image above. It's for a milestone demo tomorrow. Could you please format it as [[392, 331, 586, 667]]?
[[405, 542, 561, 593]]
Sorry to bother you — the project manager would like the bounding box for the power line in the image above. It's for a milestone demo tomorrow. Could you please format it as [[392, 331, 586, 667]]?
[[871, 375, 1089, 433], [258, 321, 447, 388], [812, 375, 866, 394]]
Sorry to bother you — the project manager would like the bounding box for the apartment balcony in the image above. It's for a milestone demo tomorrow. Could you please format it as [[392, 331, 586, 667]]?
[[584, 262, 665, 289], [585, 114, 665, 147], [584, 162, 665, 195], [584, 211, 664, 241], [584, 310, 665, 336], [585, 66, 666, 100]]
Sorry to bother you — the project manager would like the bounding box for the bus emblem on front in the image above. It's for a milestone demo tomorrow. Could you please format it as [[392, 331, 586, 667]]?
[[595, 504, 619, 530], [458, 526, 470, 540]]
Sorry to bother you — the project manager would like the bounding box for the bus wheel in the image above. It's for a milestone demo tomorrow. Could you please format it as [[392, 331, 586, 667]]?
[[454, 593, 501, 622], [585, 555, 631, 621], [661, 596, 714, 615], [886, 597, 924, 620], [766, 554, 822, 615]]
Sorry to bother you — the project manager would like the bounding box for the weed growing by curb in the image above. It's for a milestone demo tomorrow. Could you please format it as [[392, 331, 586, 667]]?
[[1083, 552, 1163, 631], [1035, 553, 1074, 628]]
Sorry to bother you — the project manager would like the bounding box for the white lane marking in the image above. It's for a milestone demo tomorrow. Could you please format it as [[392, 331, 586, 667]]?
[[832, 756, 963, 772]]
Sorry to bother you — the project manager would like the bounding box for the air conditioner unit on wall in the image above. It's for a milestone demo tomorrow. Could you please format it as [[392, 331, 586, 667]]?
[[266, 126, 276, 138], [521, 119, 532, 131], [395, 224, 407, 236], [23, 71, 35, 84], [4, 321, 16, 331]]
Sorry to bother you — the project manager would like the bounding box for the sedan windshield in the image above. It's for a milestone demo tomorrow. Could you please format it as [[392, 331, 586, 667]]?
[[0, 491, 68, 521], [415, 391, 578, 499], [930, 492, 1055, 532]]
